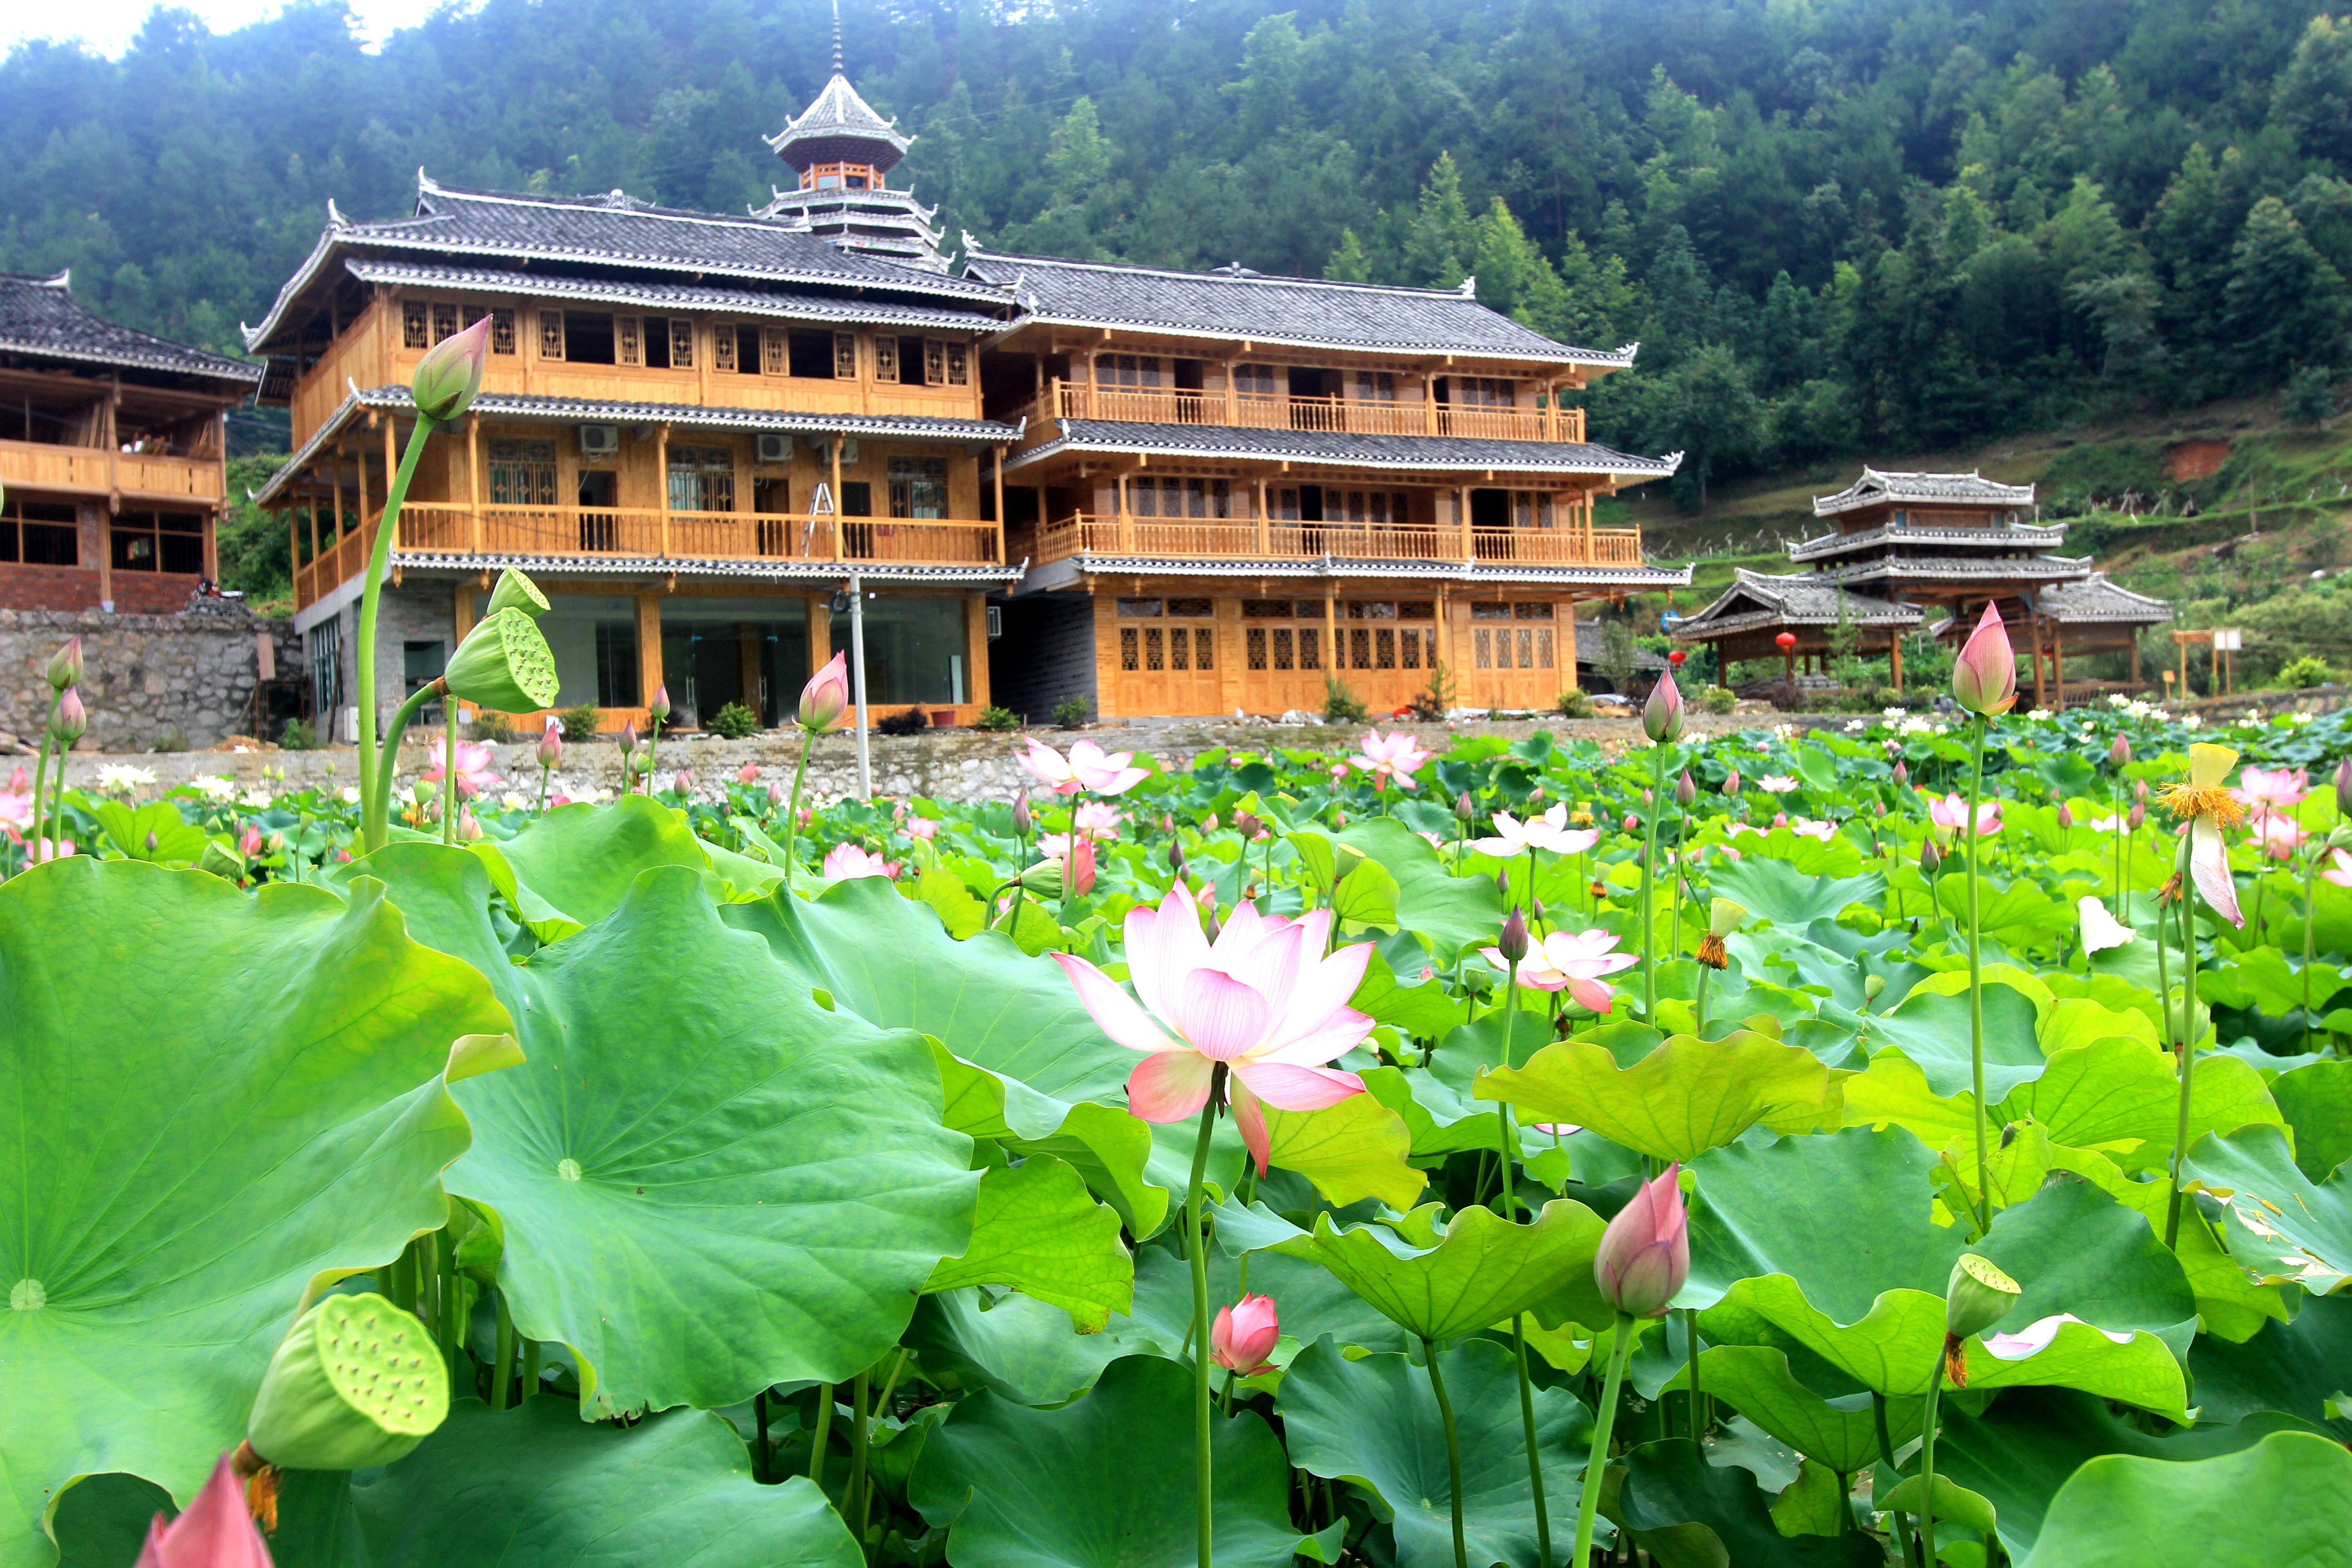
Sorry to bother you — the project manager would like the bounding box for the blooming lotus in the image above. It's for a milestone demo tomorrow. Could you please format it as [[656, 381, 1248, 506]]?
[[1481, 928, 1637, 1014], [1789, 818, 1837, 842], [736, 762, 761, 784], [2325, 848, 2352, 889], [2158, 743, 2247, 928], [2078, 896, 2133, 953], [901, 817, 940, 841], [1052, 882, 1372, 1174], [1074, 800, 1126, 838], [422, 739, 502, 799], [2234, 765, 2308, 816], [1593, 1163, 1688, 1318], [0, 771, 27, 835], [1352, 728, 1432, 791], [1924, 791, 2003, 836], [823, 843, 899, 881], [1755, 775, 1799, 794], [1021, 737, 1148, 796], [134, 1452, 273, 1568], [1472, 803, 1601, 858], [2086, 813, 2124, 833], [1210, 1294, 1280, 1375], [2256, 813, 2307, 860]]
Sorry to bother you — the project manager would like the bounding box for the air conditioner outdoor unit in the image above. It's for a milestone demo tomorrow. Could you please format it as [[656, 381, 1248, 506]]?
[[579, 424, 621, 458], [755, 432, 792, 464]]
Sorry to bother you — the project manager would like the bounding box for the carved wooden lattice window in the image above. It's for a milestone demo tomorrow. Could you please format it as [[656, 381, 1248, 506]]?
[[667, 446, 735, 514], [924, 338, 947, 385], [1375, 629, 1396, 669], [1517, 628, 1535, 668], [431, 302, 459, 343], [874, 336, 899, 383], [1536, 629, 1554, 667], [712, 327, 737, 373], [835, 333, 859, 380], [1194, 628, 1213, 669], [538, 311, 565, 360], [1298, 627, 1320, 669], [402, 302, 429, 349], [1401, 629, 1421, 669], [1247, 628, 1268, 670], [617, 317, 642, 366], [946, 342, 969, 385], [1170, 626, 1188, 671], [1269, 628, 1291, 669], [487, 440, 559, 507], [763, 329, 787, 375], [1474, 628, 1493, 669], [1120, 628, 1139, 671], [1350, 627, 1372, 669], [668, 319, 694, 368], [1145, 628, 1165, 671], [489, 309, 517, 355]]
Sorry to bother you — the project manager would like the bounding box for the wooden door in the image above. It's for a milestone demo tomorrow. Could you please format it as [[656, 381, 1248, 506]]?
[[1111, 594, 1223, 715], [1239, 598, 1333, 715], [1463, 599, 1566, 709]]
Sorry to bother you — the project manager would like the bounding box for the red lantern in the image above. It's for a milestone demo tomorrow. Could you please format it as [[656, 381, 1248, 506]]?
[[1774, 632, 1798, 650], [1667, 649, 1687, 666]]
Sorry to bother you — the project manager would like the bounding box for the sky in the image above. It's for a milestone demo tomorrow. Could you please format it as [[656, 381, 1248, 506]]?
[[0, 0, 443, 56]]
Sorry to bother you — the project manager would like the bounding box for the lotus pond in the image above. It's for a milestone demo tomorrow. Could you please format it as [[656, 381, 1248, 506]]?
[[6, 678, 2352, 1568]]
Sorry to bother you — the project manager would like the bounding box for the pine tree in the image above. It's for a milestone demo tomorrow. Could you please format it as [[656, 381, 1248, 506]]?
[[1401, 152, 1476, 289], [2224, 196, 2352, 388], [1324, 228, 1372, 282]]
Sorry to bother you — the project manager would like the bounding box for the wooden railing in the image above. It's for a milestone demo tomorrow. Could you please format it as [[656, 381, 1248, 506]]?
[[1035, 512, 1645, 566], [1022, 381, 1587, 443], [0, 439, 225, 503]]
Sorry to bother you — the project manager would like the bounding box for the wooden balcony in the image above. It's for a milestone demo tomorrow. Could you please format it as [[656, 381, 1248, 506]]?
[[1015, 381, 1587, 445], [0, 438, 225, 505], [295, 503, 1004, 611], [1034, 513, 1646, 568]]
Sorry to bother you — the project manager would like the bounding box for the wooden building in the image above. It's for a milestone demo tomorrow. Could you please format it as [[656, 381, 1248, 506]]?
[[0, 271, 258, 613], [966, 248, 1686, 719]]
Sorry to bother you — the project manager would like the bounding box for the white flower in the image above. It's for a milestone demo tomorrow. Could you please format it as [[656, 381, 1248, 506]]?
[[1882, 707, 1907, 719], [189, 775, 238, 804], [1934, 723, 1951, 735], [240, 788, 275, 809], [338, 785, 362, 805], [2078, 897, 2134, 954], [1901, 716, 1935, 735], [1771, 724, 1796, 740], [95, 764, 156, 795], [2293, 711, 2316, 726], [2026, 708, 2052, 721], [500, 791, 529, 811], [2183, 715, 2203, 730], [1843, 719, 1868, 733], [2107, 693, 2130, 708]]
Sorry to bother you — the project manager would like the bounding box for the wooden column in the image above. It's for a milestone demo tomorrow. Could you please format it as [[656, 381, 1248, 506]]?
[[808, 593, 832, 676], [1324, 583, 1340, 691], [2130, 638, 2141, 686], [467, 414, 485, 553], [1222, 362, 1238, 426], [2052, 625, 2065, 711], [1435, 583, 1452, 676], [964, 593, 990, 712], [382, 416, 397, 551], [635, 589, 663, 719], [1457, 485, 1471, 564], [828, 437, 844, 561], [657, 424, 673, 558], [1890, 630, 1904, 695], [1117, 472, 1131, 552], [1255, 477, 1270, 554], [2029, 608, 2048, 711], [991, 446, 1006, 563]]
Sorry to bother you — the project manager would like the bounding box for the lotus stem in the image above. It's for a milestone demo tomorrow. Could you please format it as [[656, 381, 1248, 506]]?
[[778, 731, 815, 892], [1514, 1317, 1553, 1568], [1683, 1308, 1702, 1438], [366, 679, 446, 856], [1641, 745, 1668, 1021], [25, 688, 59, 872], [1526, 847, 1540, 937], [754, 1388, 771, 1483], [1916, 1372, 1946, 1568], [441, 722, 459, 846], [520, 1338, 540, 1401], [358, 413, 442, 853], [491, 1290, 514, 1410], [2165, 830, 2200, 1250], [1184, 1078, 1223, 1568], [2304, 840, 2320, 1053], [1873, 1391, 1920, 1567], [810, 1382, 835, 1493], [848, 1368, 871, 1536], [1570, 1313, 1635, 1567], [1963, 716, 1991, 1238], [1421, 1337, 1469, 1568], [1695, 963, 1711, 1037], [537, 760, 550, 813]]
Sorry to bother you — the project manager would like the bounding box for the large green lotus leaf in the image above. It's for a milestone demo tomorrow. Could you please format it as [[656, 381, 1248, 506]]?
[[907, 1354, 1323, 1568], [2017, 1430, 2352, 1568], [1269, 1200, 1610, 1341], [478, 796, 713, 937], [2035, 995, 2162, 1054], [1476, 1031, 1833, 1163], [1332, 818, 1504, 959], [0, 860, 509, 1568], [1656, 1347, 1921, 1475], [2189, 1292, 2352, 1429], [1936, 1387, 2332, 1560], [1843, 983, 2047, 1098], [1710, 856, 1886, 926], [2183, 1123, 2352, 1294], [1277, 1336, 1592, 1568], [258, 1397, 858, 1568], [1363, 1029, 1511, 1161], [2273, 1059, 2352, 1180], [1616, 1439, 1881, 1568], [1349, 948, 1471, 1039], [1259, 1093, 1426, 1210], [728, 881, 1170, 1234], [445, 867, 979, 1415], [90, 799, 207, 864], [924, 1156, 1132, 1331]]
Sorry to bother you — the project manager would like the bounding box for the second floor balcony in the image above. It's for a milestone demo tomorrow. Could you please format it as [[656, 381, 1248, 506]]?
[[0, 438, 225, 506], [1013, 379, 1588, 446], [1033, 512, 1646, 568]]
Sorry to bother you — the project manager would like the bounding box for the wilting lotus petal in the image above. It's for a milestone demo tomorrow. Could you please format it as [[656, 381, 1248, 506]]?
[[1980, 1313, 2132, 1361], [2078, 896, 2134, 953]]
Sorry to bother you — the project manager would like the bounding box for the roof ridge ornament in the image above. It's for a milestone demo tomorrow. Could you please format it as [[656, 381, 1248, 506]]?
[[327, 198, 346, 228], [39, 268, 70, 289], [832, 0, 844, 73], [1459, 274, 1477, 297]]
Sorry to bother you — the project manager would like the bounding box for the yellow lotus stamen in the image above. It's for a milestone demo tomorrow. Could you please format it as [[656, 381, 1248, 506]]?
[[2156, 784, 2247, 826]]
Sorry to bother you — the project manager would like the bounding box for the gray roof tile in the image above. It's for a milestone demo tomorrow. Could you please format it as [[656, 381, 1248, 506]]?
[[0, 270, 259, 385], [2034, 572, 2174, 625], [1813, 467, 2037, 518], [1671, 569, 1923, 641], [1005, 418, 1680, 479], [340, 260, 999, 333], [1789, 520, 2069, 561]]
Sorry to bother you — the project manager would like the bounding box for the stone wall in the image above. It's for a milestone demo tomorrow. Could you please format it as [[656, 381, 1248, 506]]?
[[0, 606, 298, 752]]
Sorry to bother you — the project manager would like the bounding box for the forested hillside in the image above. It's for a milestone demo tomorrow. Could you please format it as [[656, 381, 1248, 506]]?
[[7, 0, 2352, 503]]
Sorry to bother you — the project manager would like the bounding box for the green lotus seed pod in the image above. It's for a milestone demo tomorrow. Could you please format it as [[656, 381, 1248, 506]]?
[[247, 1292, 448, 1470], [1944, 1253, 2023, 1341], [444, 608, 559, 715], [483, 567, 549, 620]]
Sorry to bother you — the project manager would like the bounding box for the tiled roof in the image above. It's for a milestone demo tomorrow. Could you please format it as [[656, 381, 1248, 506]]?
[[1005, 418, 1680, 480], [1813, 467, 2037, 518], [2036, 572, 2174, 625], [340, 261, 999, 333], [1031, 555, 1691, 589], [252, 385, 1017, 505], [1812, 553, 2092, 587], [1788, 520, 2069, 562], [243, 173, 1009, 352], [1572, 619, 1671, 670], [0, 270, 260, 385], [1671, 569, 1923, 641], [764, 72, 913, 171], [965, 247, 1636, 366]]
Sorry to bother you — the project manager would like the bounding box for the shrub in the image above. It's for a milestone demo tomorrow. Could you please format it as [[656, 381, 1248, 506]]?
[[1403, 661, 1457, 721], [975, 704, 1022, 732], [1052, 696, 1092, 729], [557, 703, 602, 739], [1554, 690, 1595, 718], [150, 726, 187, 754], [2274, 653, 2337, 689], [1699, 685, 1739, 715], [2285, 364, 2336, 429], [279, 717, 317, 750], [1322, 675, 1370, 723], [878, 707, 931, 737], [467, 715, 516, 745], [705, 701, 761, 740]]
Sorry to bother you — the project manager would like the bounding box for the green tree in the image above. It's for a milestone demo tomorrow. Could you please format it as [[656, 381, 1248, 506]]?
[[1401, 152, 1476, 289], [2223, 196, 2352, 387], [2272, 15, 2352, 167]]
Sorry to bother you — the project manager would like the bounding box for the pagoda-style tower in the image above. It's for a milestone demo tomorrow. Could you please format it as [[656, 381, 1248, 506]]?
[[753, 6, 945, 269]]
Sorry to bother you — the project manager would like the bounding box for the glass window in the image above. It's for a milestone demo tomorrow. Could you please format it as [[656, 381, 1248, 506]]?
[[0, 499, 78, 566], [888, 457, 950, 519], [1117, 599, 1163, 617], [1470, 601, 1511, 620], [1234, 363, 1276, 397], [861, 597, 969, 705], [669, 446, 736, 514], [656, 595, 809, 727], [112, 510, 203, 574], [535, 594, 642, 710], [1514, 602, 1554, 619], [489, 439, 559, 507], [1167, 598, 1212, 617], [403, 640, 446, 694]]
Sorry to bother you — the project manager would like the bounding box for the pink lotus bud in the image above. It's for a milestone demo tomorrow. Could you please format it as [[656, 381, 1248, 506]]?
[[1204, 813, 1220, 833], [1641, 789, 1654, 806], [459, 809, 481, 841], [2110, 734, 2132, 769], [50, 686, 85, 746], [796, 807, 813, 828], [1952, 601, 2019, 717], [1455, 791, 1475, 822], [1496, 867, 1509, 901], [45, 636, 82, 691], [1529, 785, 1545, 803], [1013, 791, 1033, 835], [675, 768, 696, 794], [144, 830, 158, 853], [1873, 799, 1887, 818], [1235, 810, 1263, 840], [1675, 769, 1696, 807], [1594, 1164, 1689, 1318], [1497, 907, 1530, 964], [649, 684, 671, 722], [798, 652, 850, 733], [1210, 1293, 1281, 1374], [266, 833, 284, 855], [135, 1452, 274, 1568], [1333, 810, 1348, 828], [2134, 779, 2148, 803], [2127, 801, 2145, 830], [1161, 814, 1176, 834], [411, 314, 492, 421], [536, 718, 564, 769], [1169, 841, 1188, 876], [1892, 761, 1909, 788], [1771, 811, 1788, 829], [766, 783, 785, 808], [1921, 837, 1942, 872], [1642, 669, 1684, 743], [2056, 803, 2074, 828], [1722, 769, 1741, 795], [238, 825, 262, 858], [1622, 812, 1638, 832], [2337, 758, 2352, 817], [618, 722, 638, 757], [1069, 838, 1097, 896], [737, 763, 760, 784]]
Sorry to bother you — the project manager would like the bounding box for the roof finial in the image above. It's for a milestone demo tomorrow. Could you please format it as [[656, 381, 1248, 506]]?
[[832, 0, 843, 74]]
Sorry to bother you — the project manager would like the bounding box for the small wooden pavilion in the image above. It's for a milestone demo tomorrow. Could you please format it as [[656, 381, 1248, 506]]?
[[1668, 569, 1922, 679]]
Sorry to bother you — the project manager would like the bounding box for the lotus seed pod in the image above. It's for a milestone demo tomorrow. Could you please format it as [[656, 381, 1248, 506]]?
[[247, 1292, 447, 1471], [1944, 1253, 2023, 1340], [483, 567, 549, 620], [442, 608, 559, 714]]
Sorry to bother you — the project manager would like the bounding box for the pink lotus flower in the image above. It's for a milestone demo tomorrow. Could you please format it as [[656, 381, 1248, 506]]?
[[2234, 766, 2309, 814], [1979, 1313, 2132, 1361], [1790, 818, 1837, 842], [1210, 1294, 1280, 1375], [1756, 775, 1799, 794], [1204, 813, 1220, 833], [2257, 813, 2307, 860], [2326, 848, 2352, 888], [30, 836, 74, 861], [1352, 729, 1433, 791], [823, 843, 899, 880], [1952, 600, 2019, 716], [238, 825, 263, 858], [901, 817, 940, 841], [1770, 812, 1789, 830], [0, 771, 28, 833], [1642, 669, 1684, 743], [411, 314, 492, 421], [737, 762, 761, 784], [422, 738, 502, 799], [798, 652, 850, 733], [1075, 800, 1126, 838], [1482, 928, 1637, 1015], [1051, 883, 1372, 1174], [1021, 737, 1149, 796], [1473, 803, 1601, 858], [134, 1452, 273, 1568], [458, 809, 481, 842], [536, 715, 564, 769], [1594, 1163, 1689, 1318], [1924, 792, 2003, 836]]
